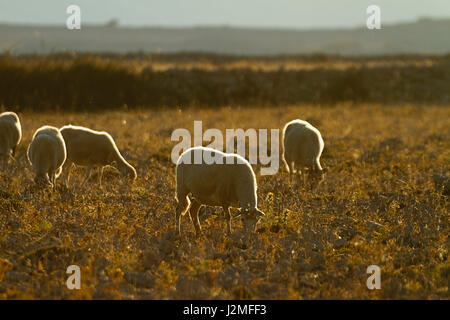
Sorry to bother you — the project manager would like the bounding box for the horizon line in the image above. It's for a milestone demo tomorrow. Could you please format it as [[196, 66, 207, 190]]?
[[1, 16, 449, 32]]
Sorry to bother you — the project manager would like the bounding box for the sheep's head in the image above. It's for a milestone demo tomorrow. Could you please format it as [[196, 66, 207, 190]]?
[[118, 161, 137, 182], [235, 207, 265, 232], [34, 175, 52, 188], [309, 167, 327, 189], [0, 152, 13, 165]]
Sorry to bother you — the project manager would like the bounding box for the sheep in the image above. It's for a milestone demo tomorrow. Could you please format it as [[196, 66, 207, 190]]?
[[282, 119, 327, 189], [27, 125, 67, 188], [0, 111, 22, 167], [59, 125, 137, 187], [175, 146, 265, 237]]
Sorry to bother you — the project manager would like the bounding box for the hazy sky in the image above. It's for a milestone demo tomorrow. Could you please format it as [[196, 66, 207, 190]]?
[[0, 0, 448, 29]]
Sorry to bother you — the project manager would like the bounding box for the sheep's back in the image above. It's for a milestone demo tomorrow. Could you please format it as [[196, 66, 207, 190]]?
[[284, 124, 323, 161], [176, 148, 253, 206], [0, 112, 20, 125], [0, 119, 21, 147], [178, 162, 242, 206], [28, 133, 66, 173], [61, 128, 115, 164]]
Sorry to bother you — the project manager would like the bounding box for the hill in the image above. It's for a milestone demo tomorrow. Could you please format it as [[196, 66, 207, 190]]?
[[1, 18, 449, 55]]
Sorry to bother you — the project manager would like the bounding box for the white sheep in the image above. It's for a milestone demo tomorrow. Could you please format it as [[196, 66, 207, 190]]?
[[175, 146, 265, 237], [0, 111, 22, 166], [59, 125, 137, 187], [27, 125, 67, 187], [282, 119, 326, 188]]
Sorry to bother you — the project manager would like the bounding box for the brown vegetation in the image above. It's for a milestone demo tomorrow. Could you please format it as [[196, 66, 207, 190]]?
[[0, 53, 449, 111]]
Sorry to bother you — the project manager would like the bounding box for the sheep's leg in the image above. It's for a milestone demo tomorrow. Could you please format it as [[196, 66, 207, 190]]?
[[175, 196, 190, 237], [49, 170, 56, 187], [223, 206, 232, 234], [80, 165, 92, 186], [98, 167, 104, 187], [288, 162, 294, 185], [309, 172, 319, 192], [50, 171, 56, 188], [64, 162, 73, 187], [189, 200, 202, 237], [45, 174, 53, 189], [296, 170, 304, 188]]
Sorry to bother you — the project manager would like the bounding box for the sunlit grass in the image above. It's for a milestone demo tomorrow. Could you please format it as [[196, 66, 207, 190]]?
[[0, 103, 448, 299]]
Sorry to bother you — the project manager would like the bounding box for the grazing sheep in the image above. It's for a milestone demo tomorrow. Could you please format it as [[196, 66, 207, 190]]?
[[282, 119, 326, 188], [27, 125, 67, 188], [0, 111, 22, 166], [59, 125, 137, 187], [175, 146, 265, 237]]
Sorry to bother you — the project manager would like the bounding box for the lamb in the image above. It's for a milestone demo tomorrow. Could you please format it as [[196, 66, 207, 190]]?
[[27, 125, 67, 187], [175, 146, 265, 237], [0, 111, 22, 166], [59, 125, 137, 187], [282, 119, 326, 188]]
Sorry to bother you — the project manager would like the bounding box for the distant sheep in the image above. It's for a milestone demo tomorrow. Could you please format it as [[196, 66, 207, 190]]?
[[0, 111, 22, 166], [282, 119, 326, 188], [175, 146, 265, 237], [60, 125, 137, 187], [27, 125, 67, 187]]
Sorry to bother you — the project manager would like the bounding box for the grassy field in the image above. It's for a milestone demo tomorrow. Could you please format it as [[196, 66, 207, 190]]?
[[0, 103, 448, 299]]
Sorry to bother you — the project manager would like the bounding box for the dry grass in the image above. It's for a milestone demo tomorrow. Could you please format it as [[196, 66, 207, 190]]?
[[1, 53, 449, 110], [0, 104, 448, 299], [9, 53, 440, 72]]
